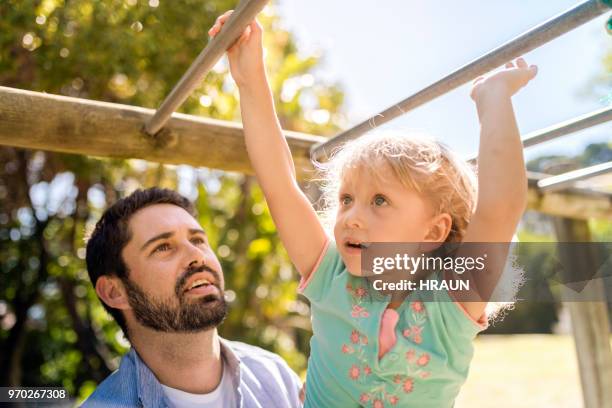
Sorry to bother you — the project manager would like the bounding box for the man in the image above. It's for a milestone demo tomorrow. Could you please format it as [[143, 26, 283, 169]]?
[[83, 187, 302, 407]]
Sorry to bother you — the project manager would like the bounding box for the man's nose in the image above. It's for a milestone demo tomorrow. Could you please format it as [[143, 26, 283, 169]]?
[[183, 239, 206, 267]]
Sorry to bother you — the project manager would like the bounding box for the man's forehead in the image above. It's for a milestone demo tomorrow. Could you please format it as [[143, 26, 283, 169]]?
[[128, 204, 201, 240]]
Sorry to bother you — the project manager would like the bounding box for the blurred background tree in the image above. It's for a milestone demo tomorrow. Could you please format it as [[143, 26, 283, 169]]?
[[0, 0, 344, 401]]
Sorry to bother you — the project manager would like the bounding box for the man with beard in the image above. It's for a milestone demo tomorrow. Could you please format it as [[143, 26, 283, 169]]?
[[82, 188, 302, 407]]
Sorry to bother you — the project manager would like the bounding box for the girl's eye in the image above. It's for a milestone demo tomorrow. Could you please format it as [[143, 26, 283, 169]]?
[[153, 243, 171, 253], [373, 195, 388, 207], [340, 195, 353, 206]]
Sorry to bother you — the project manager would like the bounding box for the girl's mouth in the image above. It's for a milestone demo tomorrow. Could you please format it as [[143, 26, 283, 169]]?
[[345, 240, 369, 253]]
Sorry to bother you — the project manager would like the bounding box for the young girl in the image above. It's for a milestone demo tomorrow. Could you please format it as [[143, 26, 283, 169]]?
[[210, 12, 536, 408]]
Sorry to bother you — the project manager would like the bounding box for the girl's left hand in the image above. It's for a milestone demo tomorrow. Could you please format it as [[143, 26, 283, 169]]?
[[470, 57, 538, 102]]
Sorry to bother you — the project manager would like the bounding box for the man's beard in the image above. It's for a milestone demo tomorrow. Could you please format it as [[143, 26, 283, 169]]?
[[122, 264, 228, 333]]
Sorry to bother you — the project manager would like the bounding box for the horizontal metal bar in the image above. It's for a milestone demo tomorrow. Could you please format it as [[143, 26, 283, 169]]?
[[537, 161, 612, 192], [522, 106, 612, 148], [467, 106, 612, 162], [312, 0, 612, 160], [144, 0, 269, 136]]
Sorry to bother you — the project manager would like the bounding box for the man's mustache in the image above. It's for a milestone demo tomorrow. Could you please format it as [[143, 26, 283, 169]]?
[[175, 264, 222, 297]]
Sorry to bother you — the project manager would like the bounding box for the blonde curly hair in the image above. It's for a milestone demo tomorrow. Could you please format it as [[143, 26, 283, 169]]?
[[316, 131, 478, 242]]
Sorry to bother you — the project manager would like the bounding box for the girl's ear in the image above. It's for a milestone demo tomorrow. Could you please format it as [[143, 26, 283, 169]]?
[[424, 213, 453, 243], [95, 276, 131, 310]]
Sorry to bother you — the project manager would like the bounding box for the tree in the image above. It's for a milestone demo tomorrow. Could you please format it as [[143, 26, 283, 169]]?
[[0, 0, 344, 400]]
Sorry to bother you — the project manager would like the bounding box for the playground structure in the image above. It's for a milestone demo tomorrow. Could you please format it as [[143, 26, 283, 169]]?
[[0, 0, 611, 406]]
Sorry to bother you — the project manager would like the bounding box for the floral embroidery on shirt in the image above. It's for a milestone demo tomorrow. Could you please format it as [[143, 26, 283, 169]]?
[[402, 301, 427, 344], [342, 284, 432, 407]]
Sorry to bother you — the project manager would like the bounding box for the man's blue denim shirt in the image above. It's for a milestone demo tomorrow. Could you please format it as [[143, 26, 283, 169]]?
[[81, 338, 302, 408]]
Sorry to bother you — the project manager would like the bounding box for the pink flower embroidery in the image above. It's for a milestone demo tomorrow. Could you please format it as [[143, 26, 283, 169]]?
[[341, 344, 353, 354], [373, 399, 385, 408], [417, 353, 430, 366], [361, 335, 369, 345], [349, 365, 360, 380], [388, 395, 399, 405], [364, 365, 372, 375], [403, 326, 423, 343], [351, 305, 369, 318], [403, 378, 414, 393], [411, 301, 425, 313], [355, 287, 367, 298], [406, 349, 415, 362], [350, 329, 360, 344], [360, 393, 370, 403]]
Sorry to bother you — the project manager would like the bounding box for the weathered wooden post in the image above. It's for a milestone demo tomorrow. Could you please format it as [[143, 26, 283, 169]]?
[[553, 218, 612, 408]]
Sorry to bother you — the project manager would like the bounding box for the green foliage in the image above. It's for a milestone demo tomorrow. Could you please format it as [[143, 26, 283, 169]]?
[[0, 0, 345, 399]]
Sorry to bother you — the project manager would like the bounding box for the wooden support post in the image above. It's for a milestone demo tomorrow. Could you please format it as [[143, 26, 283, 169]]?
[[553, 217, 612, 408]]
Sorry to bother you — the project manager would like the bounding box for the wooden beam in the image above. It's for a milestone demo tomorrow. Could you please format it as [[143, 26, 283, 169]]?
[[527, 172, 612, 220], [553, 218, 612, 408], [0, 86, 609, 220], [0, 86, 324, 179]]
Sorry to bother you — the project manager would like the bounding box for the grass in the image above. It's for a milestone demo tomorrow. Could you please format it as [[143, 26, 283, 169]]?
[[455, 334, 612, 408]]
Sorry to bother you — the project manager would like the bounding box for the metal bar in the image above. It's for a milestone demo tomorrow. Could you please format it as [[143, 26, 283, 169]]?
[[144, 0, 269, 136], [311, 0, 612, 160], [538, 161, 612, 192], [522, 106, 612, 148], [467, 106, 612, 162]]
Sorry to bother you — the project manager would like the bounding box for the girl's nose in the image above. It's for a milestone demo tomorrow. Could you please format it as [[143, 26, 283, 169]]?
[[344, 205, 365, 229]]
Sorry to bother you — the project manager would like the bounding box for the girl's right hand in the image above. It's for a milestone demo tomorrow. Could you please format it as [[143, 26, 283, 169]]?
[[208, 10, 265, 87]]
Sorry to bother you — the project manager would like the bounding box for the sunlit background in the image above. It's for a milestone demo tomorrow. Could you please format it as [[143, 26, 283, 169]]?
[[279, 0, 611, 160], [0, 1, 610, 406]]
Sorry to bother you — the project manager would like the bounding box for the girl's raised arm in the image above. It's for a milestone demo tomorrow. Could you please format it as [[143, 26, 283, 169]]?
[[210, 13, 328, 277]]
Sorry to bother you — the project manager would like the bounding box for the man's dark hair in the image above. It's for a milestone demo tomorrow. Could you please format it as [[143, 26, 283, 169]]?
[[85, 187, 195, 338]]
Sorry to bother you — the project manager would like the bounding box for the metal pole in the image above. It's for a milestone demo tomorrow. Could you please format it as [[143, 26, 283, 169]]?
[[467, 106, 612, 162], [144, 0, 269, 136], [538, 161, 612, 192], [522, 106, 612, 148], [311, 0, 612, 160]]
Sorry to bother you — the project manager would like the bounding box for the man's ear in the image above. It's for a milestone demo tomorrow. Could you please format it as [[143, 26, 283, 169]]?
[[96, 276, 130, 310], [424, 213, 453, 244]]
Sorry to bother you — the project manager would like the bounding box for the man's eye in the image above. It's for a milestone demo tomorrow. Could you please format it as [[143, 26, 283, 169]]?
[[153, 243, 171, 253], [191, 237, 206, 245], [340, 195, 353, 206], [373, 195, 388, 207]]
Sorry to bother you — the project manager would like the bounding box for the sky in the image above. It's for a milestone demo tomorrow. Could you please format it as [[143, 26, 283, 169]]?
[[277, 0, 611, 161]]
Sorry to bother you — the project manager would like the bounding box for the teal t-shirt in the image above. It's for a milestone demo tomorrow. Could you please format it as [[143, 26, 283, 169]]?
[[299, 241, 487, 408]]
